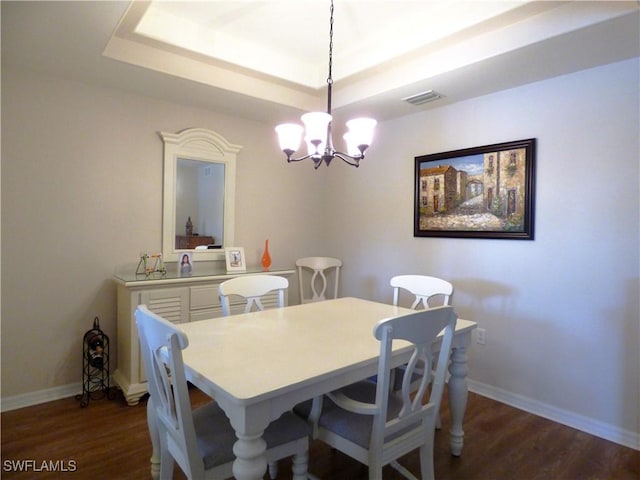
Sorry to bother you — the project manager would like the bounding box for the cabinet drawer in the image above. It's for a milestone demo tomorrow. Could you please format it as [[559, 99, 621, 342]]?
[[190, 285, 220, 309], [190, 307, 224, 322]]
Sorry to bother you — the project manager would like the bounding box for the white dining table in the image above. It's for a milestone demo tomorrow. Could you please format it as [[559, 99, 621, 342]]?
[[146, 297, 477, 480]]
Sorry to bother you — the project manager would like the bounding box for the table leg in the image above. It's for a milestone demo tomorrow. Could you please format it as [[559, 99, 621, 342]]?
[[232, 432, 268, 480], [147, 397, 161, 479], [448, 335, 471, 456]]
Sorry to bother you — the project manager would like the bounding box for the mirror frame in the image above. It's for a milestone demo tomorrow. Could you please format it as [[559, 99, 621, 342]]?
[[160, 128, 242, 262]]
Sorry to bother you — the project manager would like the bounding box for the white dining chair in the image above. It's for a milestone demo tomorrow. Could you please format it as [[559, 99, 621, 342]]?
[[217, 274, 291, 479], [296, 257, 342, 304], [390, 274, 453, 309], [307, 306, 457, 480], [390, 275, 454, 397], [134, 305, 310, 480], [218, 274, 288, 316], [302, 274, 452, 436]]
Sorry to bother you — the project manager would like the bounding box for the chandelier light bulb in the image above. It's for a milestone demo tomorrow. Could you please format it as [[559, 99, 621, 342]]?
[[301, 112, 332, 153], [343, 131, 358, 157], [344, 118, 376, 157], [275, 123, 303, 154]]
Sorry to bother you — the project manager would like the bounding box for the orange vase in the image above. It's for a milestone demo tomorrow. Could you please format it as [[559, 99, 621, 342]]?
[[261, 239, 272, 270]]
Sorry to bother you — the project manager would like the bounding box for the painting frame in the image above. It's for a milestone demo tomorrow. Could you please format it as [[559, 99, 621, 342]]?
[[414, 138, 536, 240], [224, 247, 246, 271]]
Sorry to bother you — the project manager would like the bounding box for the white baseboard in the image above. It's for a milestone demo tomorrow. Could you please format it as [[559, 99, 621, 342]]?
[[3, 378, 639, 451], [468, 379, 639, 451], [2, 382, 83, 412]]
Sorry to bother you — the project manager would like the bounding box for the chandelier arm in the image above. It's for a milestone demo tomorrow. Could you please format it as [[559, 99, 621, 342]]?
[[286, 153, 318, 163], [333, 151, 364, 167]]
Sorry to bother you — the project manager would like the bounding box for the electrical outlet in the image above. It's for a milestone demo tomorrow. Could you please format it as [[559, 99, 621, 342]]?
[[476, 328, 487, 345]]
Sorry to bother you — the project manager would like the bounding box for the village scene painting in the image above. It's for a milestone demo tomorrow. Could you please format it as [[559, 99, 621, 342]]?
[[414, 139, 535, 239]]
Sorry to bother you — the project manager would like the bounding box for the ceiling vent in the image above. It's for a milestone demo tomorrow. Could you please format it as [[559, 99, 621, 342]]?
[[402, 90, 443, 106]]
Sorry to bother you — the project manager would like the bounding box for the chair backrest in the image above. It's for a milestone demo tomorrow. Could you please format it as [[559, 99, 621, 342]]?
[[218, 274, 288, 316], [390, 274, 453, 310], [296, 256, 342, 304], [135, 305, 203, 479], [372, 306, 456, 453]]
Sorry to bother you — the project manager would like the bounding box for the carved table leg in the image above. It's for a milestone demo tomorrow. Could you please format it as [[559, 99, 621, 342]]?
[[232, 432, 268, 480], [291, 450, 309, 480], [448, 337, 470, 456], [147, 397, 161, 479]]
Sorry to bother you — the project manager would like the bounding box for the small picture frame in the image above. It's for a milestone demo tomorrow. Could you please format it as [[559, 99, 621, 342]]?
[[225, 247, 246, 271], [178, 252, 193, 275]]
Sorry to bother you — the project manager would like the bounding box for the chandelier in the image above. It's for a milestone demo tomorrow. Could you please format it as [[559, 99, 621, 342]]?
[[275, 0, 377, 169]]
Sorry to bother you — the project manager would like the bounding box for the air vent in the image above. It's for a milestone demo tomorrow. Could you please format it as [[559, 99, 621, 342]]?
[[402, 90, 443, 106]]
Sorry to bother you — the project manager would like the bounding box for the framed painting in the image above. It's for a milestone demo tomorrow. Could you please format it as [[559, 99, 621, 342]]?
[[225, 247, 246, 271], [414, 138, 536, 239]]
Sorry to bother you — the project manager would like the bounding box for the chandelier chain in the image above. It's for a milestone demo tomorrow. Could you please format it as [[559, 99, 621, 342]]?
[[327, 0, 334, 86]]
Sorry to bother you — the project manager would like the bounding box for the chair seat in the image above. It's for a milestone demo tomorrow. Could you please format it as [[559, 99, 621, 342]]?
[[195, 401, 312, 469], [294, 381, 409, 449]]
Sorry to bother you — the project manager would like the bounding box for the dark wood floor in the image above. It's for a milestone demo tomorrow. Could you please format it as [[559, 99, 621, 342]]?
[[1, 387, 638, 479]]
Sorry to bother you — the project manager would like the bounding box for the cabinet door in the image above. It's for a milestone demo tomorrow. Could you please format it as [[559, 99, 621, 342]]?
[[190, 285, 222, 321], [140, 287, 189, 324], [138, 288, 188, 382]]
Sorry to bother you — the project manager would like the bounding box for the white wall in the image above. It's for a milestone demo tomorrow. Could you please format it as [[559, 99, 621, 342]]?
[[1, 67, 327, 398], [2, 58, 638, 448], [325, 58, 639, 447]]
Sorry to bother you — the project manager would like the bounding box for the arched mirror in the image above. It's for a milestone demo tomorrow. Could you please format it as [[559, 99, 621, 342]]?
[[160, 128, 242, 262]]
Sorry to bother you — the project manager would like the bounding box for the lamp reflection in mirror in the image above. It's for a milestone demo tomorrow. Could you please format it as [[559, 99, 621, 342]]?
[[275, 0, 376, 169]]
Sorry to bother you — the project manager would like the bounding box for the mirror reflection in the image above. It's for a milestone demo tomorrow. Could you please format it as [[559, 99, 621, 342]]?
[[161, 127, 241, 262], [175, 158, 224, 249]]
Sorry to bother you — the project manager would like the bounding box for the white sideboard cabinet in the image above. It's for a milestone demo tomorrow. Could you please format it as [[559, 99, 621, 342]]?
[[113, 265, 295, 405]]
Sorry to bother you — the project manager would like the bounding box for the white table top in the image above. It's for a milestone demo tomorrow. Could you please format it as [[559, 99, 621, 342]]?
[[178, 297, 477, 406]]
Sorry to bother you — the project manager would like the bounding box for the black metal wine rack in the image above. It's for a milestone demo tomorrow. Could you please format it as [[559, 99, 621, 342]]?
[[76, 316, 115, 407]]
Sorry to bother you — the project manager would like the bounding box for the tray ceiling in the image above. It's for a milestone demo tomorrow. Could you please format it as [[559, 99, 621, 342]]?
[[3, 1, 639, 123]]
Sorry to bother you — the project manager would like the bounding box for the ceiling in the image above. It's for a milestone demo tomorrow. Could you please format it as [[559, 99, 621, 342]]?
[[2, 1, 639, 125]]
